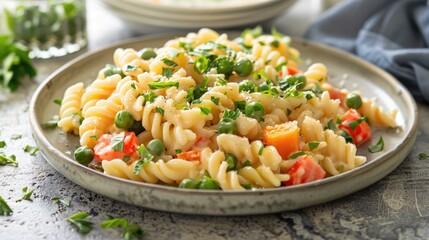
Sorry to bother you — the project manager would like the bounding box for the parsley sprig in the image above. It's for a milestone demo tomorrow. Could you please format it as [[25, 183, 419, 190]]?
[[67, 212, 94, 234], [0, 196, 13, 216], [16, 187, 33, 202], [100, 217, 146, 240]]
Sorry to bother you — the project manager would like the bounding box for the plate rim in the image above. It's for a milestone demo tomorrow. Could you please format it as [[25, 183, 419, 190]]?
[[29, 33, 419, 213]]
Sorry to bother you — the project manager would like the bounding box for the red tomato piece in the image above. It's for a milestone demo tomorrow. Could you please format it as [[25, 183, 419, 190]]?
[[94, 132, 139, 162], [279, 66, 302, 77], [177, 150, 201, 161], [284, 155, 326, 186], [339, 109, 372, 146]]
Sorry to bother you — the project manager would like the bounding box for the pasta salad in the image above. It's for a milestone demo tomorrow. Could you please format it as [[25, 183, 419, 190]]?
[[56, 28, 397, 190]]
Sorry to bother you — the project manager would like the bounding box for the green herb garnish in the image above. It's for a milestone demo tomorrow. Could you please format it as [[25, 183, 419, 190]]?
[[53, 98, 62, 106], [51, 196, 71, 207], [23, 145, 39, 156], [419, 153, 429, 160], [67, 212, 93, 234], [110, 132, 125, 152], [0, 196, 13, 216], [0, 154, 18, 166], [349, 116, 368, 131], [288, 151, 306, 159], [148, 81, 179, 90], [155, 107, 164, 116], [199, 107, 211, 116], [368, 136, 384, 153], [0, 141, 6, 148], [308, 142, 320, 151], [16, 187, 33, 202], [100, 217, 146, 240]]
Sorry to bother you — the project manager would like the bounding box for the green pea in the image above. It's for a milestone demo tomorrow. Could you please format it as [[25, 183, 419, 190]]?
[[178, 178, 201, 189], [74, 146, 94, 165], [146, 139, 165, 156], [294, 74, 307, 89], [224, 153, 238, 171], [114, 110, 135, 130], [140, 48, 157, 60], [218, 118, 238, 134], [245, 102, 265, 120], [239, 80, 256, 93], [213, 56, 234, 78], [199, 177, 221, 190], [128, 120, 145, 135], [258, 82, 270, 92], [234, 58, 253, 77], [345, 93, 362, 109], [102, 64, 123, 78]]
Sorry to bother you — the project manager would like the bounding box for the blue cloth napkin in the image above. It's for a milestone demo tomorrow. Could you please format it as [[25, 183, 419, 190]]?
[[305, 0, 429, 103]]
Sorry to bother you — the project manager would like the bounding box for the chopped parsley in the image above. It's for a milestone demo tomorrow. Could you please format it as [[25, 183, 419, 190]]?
[[53, 98, 62, 106], [349, 116, 368, 131], [0, 153, 18, 166], [161, 58, 178, 67], [143, 91, 157, 105], [419, 153, 429, 160], [0, 141, 5, 148], [124, 65, 138, 72], [242, 160, 252, 167], [155, 107, 164, 116], [90, 135, 98, 141], [223, 109, 240, 120], [41, 119, 59, 129], [110, 132, 125, 152], [325, 119, 337, 131], [16, 187, 33, 202], [134, 145, 154, 174], [148, 81, 179, 90], [258, 146, 264, 156], [199, 107, 211, 116], [130, 82, 136, 89], [22, 145, 39, 156], [11, 134, 22, 140], [308, 142, 320, 151], [288, 151, 306, 160], [0, 196, 13, 216], [175, 149, 182, 154], [368, 136, 384, 153], [275, 61, 288, 72], [161, 67, 173, 78], [210, 96, 220, 105], [100, 217, 146, 240], [67, 212, 93, 234], [51, 196, 71, 207]]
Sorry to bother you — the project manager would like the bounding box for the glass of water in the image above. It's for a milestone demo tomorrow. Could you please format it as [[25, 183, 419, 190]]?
[[0, 0, 87, 59]]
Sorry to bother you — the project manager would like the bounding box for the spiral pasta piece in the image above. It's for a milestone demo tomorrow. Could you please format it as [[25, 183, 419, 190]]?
[[200, 148, 244, 190], [216, 134, 283, 171], [238, 166, 289, 188], [102, 158, 199, 184], [57, 82, 84, 134], [79, 93, 123, 148], [81, 74, 121, 116]]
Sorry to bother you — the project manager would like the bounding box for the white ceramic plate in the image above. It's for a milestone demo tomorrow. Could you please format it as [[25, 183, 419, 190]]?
[[121, 0, 282, 13], [30, 33, 418, 216], [100, 0, 297, 29]]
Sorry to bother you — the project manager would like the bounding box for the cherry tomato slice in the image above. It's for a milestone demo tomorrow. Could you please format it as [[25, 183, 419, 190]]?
[[94, 132, 139, 162], [339, 109, 372, 146], [285, 155, 326, 186]]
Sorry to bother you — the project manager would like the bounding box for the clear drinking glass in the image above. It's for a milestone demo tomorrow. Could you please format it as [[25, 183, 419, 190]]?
[[0, 0, 87, 59]]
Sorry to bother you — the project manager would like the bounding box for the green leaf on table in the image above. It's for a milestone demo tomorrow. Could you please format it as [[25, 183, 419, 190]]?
[[67, 212, 93, 234], [0, 141, 6, 148], [0, 153, 18, 166], [16, 187, 33, 202], [23, 145, 39, 156], [51, 196, 71, 207], [0, 196, 13, 216], [418, 152, 429, 160], [100, 216, 146, 240]]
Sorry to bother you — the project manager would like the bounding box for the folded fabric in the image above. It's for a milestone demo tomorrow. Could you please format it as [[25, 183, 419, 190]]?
[[305, 0, 429, 103]]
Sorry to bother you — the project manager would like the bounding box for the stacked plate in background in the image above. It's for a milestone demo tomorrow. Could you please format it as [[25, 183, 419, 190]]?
[[99, 0, 298, 33]]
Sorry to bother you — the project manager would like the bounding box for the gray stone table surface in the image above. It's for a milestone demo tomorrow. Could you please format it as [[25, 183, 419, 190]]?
[[1, 0, 429, 239]]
